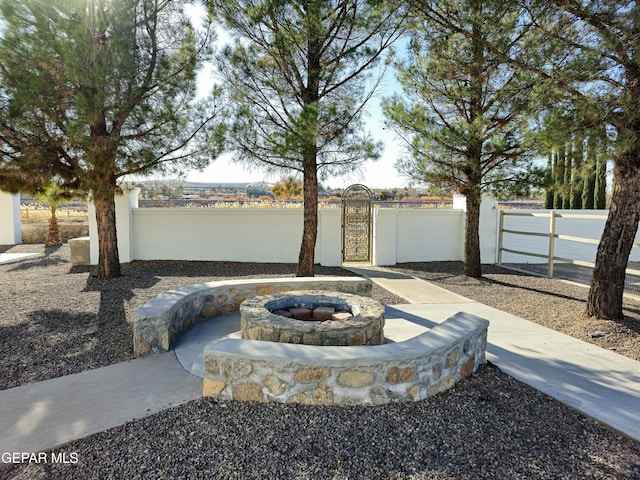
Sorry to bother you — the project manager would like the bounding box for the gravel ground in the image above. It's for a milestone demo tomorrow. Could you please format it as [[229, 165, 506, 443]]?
[[4, 363, 640, 480], [1, 245, 639, 479], [0, 245, 400, 391]]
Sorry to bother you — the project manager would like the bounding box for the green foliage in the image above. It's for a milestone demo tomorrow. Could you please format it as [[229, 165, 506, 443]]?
[[384, 0, 537, 200], [0, 0, 224, 194], [211, 0, 403, 177], [563, 148, 572, 209], [570, 137, 584, 209], [543, 134, 609, 210], [544, 154, 554, 209], [34, 182, 67, 216], [582, 136, 597, 210], [554, 146, 565, 209]]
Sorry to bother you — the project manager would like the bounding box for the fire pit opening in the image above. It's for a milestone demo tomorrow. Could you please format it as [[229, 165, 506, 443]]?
[[268, 298, 353, 321], [240, 290, 385, 346]]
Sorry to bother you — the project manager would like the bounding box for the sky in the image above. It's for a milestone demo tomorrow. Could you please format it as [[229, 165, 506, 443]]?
[[185, 95, 413, 189], [182, 4, 414, 190]]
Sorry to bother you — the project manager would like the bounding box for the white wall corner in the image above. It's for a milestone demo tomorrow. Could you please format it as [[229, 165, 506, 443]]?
[[0, 191, 22, 245], [372, 208, 397, 266], [452, 194, 467, 211], [480, 195, 499, 264], [115, 187, 139, 263]]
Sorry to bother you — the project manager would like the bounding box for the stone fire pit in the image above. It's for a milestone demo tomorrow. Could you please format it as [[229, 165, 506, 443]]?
[[240, 290, 385, 346]]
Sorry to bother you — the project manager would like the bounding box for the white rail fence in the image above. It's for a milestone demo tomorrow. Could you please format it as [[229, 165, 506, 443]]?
[[497, 209, 640, 293]]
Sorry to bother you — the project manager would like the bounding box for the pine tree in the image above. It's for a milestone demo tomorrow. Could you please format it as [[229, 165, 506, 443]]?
[[440, 0, 640, 318], [385, 0, 536, 277], [212, 0, 404, 276], [0, 0, 223, 279]]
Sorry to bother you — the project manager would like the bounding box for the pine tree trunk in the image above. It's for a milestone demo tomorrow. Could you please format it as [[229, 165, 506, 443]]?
[[296, 160, 318, 277], [463, 191, 482, 278], [296, 4, 321, 278], [93, 188, 121, 280], [586, 162, 640, 319]]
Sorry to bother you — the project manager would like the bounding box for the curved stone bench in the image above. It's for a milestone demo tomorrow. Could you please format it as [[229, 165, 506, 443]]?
[[134, 277, 372, 356], [203, 312, 489, 405]]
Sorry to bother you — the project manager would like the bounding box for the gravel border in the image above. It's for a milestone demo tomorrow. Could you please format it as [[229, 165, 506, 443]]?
[[3, 363, 639, 479], [1, 245, 639, 479], [390, 262, 640, 362]]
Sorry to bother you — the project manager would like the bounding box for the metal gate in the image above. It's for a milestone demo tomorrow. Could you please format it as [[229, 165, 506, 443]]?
[[341, 184, 373, 263]]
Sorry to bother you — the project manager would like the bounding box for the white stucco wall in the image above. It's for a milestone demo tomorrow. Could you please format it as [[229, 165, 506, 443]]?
[[127, 205, 472, 266], [131, 208, 306, 263], [0, 191, 21, 245], [373, 208, 465, 265], [87, 192, 504, 266]]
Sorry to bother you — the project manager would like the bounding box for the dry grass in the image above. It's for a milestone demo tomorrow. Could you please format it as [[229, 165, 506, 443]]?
[[21, 206, 88, 224]]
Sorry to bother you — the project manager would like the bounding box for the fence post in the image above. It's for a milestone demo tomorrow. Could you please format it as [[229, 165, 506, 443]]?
[[548, 210, 556, 278]]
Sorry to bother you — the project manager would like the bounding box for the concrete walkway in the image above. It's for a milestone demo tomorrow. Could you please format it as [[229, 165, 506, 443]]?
[[0, 353, 201, 455], [1, 267, 639, 458], [349, 266, 640, 442], [0, 252, 38, 264]]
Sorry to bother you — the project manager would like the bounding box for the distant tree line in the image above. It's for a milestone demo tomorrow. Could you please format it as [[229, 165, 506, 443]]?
[[543, 135, 608, 210]]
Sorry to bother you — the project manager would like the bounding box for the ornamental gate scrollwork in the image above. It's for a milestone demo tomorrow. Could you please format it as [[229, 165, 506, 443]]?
[[341, 184, 373, 263]]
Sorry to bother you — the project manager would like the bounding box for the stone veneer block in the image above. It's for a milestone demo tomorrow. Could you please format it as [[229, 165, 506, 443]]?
[[69, 236, 90, 266], [240, 291, 385, 346], [204, 311, 489, 406]]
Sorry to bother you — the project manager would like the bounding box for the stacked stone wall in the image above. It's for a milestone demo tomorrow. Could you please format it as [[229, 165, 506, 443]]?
[[133, 277, 372, 356], [203, 312, 489, 405], [240, 291, 385, 346]]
